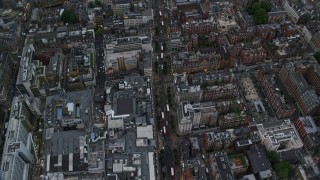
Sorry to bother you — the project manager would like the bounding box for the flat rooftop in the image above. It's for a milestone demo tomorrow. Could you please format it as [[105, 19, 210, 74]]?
[[116, 98, 134, 115]]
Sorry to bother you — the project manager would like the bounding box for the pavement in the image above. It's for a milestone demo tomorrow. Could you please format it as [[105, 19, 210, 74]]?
[[152, 0, 177, 179]]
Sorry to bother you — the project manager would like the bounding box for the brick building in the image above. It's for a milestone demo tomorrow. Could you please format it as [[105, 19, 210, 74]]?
[[293, 116, 320, 150], [219, 113, 249, 129], [279, 64, 320, 115], [227, 27, 256, 44], [257, 68, 296, 119], [239, 47, 267, 65], [182, 20, 217, 34]]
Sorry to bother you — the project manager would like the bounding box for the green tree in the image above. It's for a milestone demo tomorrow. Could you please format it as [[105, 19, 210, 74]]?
[[95, 26, 104, 36], [61, 9, 79, 24], [314, 52, 320, 63], [198, 35, 209, 48], [267, 151, 278, 164], [252, 2, 261, 12], [153, 61, 159, 73], [254, 8, 268, 25], [95, 0, 102, 7], [273, 161, 291, 179], [261, 1, 271, 12], [88, 1, 95, 8], [163, 61, 168, 74]]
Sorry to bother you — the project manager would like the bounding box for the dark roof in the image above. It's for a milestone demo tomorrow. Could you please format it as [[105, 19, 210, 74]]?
[[116, 98, 134, 115], [246, 144, 272, 173], [115, 0, 131, 4], [107, 174, 117, 180], [213, 152, 234, 180], [49, 154, 88, 172]]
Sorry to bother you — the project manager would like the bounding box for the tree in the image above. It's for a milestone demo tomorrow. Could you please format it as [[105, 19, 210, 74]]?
[[198, 35, 209, 48], [61, 9, 79, 24], [314, 52, 320, 63], [153, 61, 159, 73], [163, 61, 168, 74], [95, 26, 104, 36], [129, 2, 134, 12], [273, 161, 291, 179], [260, 1, 271, 12], [88, 1, 95, 8], [95, 0, 102, 7], [252, 2, 261, 12], [267, 151, 278, 164], [253, 8, 268, 25]]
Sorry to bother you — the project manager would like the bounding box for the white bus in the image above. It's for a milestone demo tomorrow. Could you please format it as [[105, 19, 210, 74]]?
[[166, 104, 170, 112], [171, 167, 174, 176], [159, 11, 162, 16], [161, 45, 163, 51], [161, 53, 163, 59], [163, 126, 167, 135], [161, 21, 164, 26], [161, 112, 165, 119]]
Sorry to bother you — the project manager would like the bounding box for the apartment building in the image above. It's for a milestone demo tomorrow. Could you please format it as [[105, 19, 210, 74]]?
[[204, 131, 234, 151], [181, 19, 217, 34], [257, 25, 276, 41], [201, 83, 238, 101], [268, 11, 286, 24], [208, 152, 234, 180], [177, 101, 218, 134], [113, 0, 131, 14], [305, 64, 320, 95], [174, 73, 238, 103], [279, 64, 320, 115], [227, 27, 256, 44], [171, 52, 227, 73], [257, 68, 296, 119], [293, 116, 320, 150], [257, 120, 304, 153], [239, 47, 267, 65], [219, 113, 249, 129], [282, 0, 309, 24], [310, 31, 320, 52]]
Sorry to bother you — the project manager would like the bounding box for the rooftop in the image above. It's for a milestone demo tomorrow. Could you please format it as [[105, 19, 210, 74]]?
[[212, 152, 234, 180], [136, 125, 153, 139], [296, 116, 318, 134], [245, 144, 272, 173]]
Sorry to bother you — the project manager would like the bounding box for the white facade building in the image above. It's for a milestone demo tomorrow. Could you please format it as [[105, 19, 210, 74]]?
[[257, 120, 304, 152]]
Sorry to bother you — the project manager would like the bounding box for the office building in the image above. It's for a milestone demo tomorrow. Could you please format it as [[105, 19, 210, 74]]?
[[257, 120, 304, 153], [246, 144, 272, 179], [16, 45, 36, 97], [0, 96, 40, 180], [105, 50, 140, 73]]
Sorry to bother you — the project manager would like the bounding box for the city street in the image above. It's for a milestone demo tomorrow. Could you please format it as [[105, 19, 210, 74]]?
[[152, 0, 177, 179]]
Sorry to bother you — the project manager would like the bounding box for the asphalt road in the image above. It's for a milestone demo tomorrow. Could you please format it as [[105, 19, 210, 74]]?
[[152, 0, 176, 179]]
